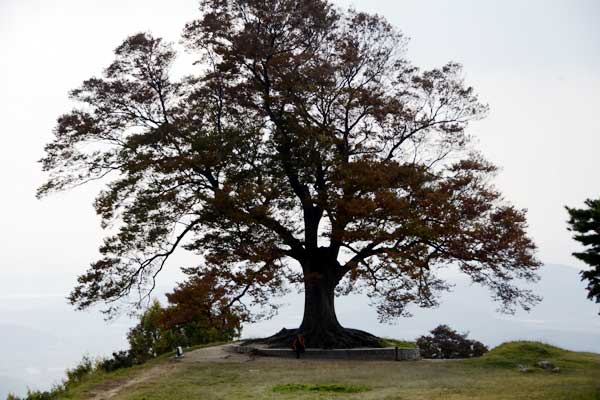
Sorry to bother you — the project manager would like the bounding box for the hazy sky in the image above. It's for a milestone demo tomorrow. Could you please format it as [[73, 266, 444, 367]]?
[[1, 1, 599, 394], [0, 0, 599, 295]]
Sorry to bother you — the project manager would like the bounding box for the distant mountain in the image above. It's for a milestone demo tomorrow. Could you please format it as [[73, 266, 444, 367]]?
[[0, 324, 71, 395], [0, 297, 130, 397]]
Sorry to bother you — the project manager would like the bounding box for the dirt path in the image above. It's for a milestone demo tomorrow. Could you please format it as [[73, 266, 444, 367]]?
[[183, 344, 253, 363], [87, 344, 252, 400]]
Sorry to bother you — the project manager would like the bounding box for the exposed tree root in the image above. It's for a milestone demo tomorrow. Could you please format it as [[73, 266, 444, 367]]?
[[244, 327, 383, 349]]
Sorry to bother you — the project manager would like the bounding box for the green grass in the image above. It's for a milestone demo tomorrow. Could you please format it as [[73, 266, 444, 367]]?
[[472, 341, 600, 371], [40, 342, 226, 399], [378, 337, 418, 348], [48, 341, 600, 400], [272, 383, 370, 393], [55, 354, 166, 399]]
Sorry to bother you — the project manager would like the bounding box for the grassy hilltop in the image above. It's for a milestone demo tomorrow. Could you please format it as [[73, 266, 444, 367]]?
[[20, 342, 600, 400]]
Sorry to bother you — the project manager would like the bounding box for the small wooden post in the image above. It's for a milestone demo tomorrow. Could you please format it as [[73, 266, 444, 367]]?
[[395, 346, 399, 361]]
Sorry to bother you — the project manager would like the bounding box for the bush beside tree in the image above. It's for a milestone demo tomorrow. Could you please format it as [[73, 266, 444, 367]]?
[[125, 269, 244, 364], [416, 325, 488, 359], [126, 300, 180, 364]]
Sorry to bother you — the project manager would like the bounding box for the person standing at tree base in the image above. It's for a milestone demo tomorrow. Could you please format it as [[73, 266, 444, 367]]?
[[292, 334, 306, 359]]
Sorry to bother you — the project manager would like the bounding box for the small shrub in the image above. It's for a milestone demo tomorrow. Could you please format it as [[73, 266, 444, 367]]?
[[99, 350, 135, 372], [416, 324, 488, 359], [127, 301, 178, 364], [20, 390, 58, 400], [7, 384, 66, 400], [7, 355, 101, 399], [65, 355, 94, 385]]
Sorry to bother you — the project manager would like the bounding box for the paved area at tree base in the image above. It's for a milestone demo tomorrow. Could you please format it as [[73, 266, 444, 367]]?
[[228, 344, 420, 360]]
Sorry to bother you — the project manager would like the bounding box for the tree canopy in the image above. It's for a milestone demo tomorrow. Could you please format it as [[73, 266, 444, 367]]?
[[39, 0, 541, 347], [566, 198, 600, 313]]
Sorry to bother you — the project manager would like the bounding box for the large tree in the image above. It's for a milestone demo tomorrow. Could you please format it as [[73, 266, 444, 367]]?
[[566, 199, 600, 313], [39, 0, 541, 348]]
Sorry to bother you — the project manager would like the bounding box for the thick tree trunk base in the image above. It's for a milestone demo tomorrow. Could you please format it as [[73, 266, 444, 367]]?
[[244, 327, 383, 349]]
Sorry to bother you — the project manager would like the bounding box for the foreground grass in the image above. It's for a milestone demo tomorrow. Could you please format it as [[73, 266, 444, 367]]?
[[53, 352, 173, 399], [272, 383, 370, 394], [56, 341, 599, 400]]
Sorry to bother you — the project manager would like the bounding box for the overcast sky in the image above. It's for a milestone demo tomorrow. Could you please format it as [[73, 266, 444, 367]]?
[[0, 0, 599, 394], [1, 0, 599, 294]]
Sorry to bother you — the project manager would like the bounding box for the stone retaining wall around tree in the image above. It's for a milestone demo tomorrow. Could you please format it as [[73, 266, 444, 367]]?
[[227, 345, 420, 361]]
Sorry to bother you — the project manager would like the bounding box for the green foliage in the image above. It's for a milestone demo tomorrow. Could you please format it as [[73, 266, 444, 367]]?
[[416, 324, 488, 359], [566, 198, 600, 312], [10, 390, 58, 400], [65, 355, 95, 386], [176, 324, 229, 347], [127, 300, 181, 363], [99, 350, 134, 372], [272, 383, 371, 393], [126, 298, 239, 365]]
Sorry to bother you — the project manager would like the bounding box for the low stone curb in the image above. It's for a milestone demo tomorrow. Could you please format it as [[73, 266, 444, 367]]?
[[226, 345, 420, 361]]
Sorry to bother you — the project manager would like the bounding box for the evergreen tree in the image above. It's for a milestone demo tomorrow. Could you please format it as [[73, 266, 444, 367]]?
[[566, 199, 600, 313]]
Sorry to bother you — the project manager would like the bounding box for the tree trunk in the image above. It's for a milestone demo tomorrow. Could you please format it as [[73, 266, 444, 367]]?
[[256, 256, 382, 349], [298, 272, 343, 347]]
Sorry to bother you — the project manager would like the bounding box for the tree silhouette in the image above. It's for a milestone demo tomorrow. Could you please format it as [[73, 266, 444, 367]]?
[[39, 0, 541, 348], [566, 199, 600, 313]]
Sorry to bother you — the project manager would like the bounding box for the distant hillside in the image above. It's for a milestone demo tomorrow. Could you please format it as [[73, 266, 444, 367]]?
[[0, 299, 130, 397]]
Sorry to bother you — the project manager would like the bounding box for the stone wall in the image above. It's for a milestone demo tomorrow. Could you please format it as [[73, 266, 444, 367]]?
[[227, 345, 420, 361]]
